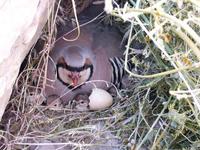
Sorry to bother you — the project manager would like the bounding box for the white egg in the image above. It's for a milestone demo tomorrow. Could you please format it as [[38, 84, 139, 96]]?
[[89, 88, 113, 110]]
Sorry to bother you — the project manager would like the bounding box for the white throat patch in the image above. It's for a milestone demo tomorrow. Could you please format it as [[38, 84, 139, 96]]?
[[58, 67, 91, 86]]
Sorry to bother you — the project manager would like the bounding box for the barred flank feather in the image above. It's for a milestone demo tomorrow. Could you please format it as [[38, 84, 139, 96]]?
[[109, 57, 132, 88]]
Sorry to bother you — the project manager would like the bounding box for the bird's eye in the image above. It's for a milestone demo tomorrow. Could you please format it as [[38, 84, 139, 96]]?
[[80, 100, 84, 104], [68, 74, 72, 78]]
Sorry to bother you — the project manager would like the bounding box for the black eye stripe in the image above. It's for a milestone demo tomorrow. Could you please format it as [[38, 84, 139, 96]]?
[[57, 63, 92, 72], [56, 64, 94, 89]]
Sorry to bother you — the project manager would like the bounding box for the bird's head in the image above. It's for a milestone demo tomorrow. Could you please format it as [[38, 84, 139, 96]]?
[[56, 46, 93, 88]]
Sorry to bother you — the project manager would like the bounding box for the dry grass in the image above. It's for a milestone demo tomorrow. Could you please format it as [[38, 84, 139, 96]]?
[[1, 0, 200, 149]]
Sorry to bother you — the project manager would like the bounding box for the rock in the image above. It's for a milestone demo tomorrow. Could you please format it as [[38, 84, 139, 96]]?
[[0, 0, 55, 120]]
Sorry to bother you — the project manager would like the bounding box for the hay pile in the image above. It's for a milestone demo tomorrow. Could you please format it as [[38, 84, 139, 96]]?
[[1, 0, 200, 149]]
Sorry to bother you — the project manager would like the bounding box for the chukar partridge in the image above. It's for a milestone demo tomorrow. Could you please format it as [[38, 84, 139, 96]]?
[[44, 23, 129, 105]]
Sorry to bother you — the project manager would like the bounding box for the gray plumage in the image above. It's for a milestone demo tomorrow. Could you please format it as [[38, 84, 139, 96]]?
[[44, 24, 127, 104]]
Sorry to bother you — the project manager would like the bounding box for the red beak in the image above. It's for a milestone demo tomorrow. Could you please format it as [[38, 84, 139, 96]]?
[[70, 73, 80, 86], [71, 77, 78, 86]]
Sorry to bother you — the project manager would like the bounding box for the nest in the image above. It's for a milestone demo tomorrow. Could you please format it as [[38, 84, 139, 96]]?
[[1, 0, 200, 149]]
